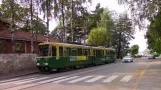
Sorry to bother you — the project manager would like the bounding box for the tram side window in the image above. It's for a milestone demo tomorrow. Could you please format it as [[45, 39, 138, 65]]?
[[83, 49, 87, 56], [52, 46, 56, 56], [78, 48, 82, 56], [102, 50, 104, 56], [71, 48, 77, 56], [93, 50, 96, 56], [59, 47, 63, 56], [109, 50, 112, 56], [96, 50, 102, 56], [96, 50, 98, 56], [88, 49, 90, 56], [111, 50, 115, 56], [65, 48, 71, 56], [107, 50, 110, 56]]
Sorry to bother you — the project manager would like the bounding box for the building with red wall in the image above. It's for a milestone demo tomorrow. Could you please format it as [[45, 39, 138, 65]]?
[[0, 19, 59, 54]]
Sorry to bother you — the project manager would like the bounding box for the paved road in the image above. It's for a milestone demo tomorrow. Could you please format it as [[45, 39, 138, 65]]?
[[0, 58, 160, 90]]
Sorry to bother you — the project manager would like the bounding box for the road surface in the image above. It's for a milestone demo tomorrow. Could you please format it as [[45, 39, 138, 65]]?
[[0, 57, 160, 90]]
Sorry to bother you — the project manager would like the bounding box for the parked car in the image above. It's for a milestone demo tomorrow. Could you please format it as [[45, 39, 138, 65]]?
[[122, 56, 133, 63], [148, 55, 155, 59]]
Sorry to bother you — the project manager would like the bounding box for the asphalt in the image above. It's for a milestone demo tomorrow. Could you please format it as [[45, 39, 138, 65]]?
[[0, 58, 161, 90]]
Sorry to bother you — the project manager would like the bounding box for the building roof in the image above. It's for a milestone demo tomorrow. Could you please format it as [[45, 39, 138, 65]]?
[[0, 30, 59, 42]]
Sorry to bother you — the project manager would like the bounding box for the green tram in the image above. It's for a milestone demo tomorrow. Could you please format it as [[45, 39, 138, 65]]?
[[36, 42, 116, 73]]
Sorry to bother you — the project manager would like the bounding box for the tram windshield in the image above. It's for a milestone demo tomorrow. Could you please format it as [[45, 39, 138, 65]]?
[[39, 45, 51, 56]]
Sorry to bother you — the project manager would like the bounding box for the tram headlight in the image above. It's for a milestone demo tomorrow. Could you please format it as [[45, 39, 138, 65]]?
[[37, 63, 40, 65], [44, 63, 48, 65]]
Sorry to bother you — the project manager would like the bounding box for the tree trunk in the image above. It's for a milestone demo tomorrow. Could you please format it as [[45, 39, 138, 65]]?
[[30, 0, 34, 53], [61, 0, 65, 42], [117, 43, 121, 59], [10, 0, 15, 53], [46, 0, 50, 42], [117, 33, 122, 59], [71, 0, 74, 42]]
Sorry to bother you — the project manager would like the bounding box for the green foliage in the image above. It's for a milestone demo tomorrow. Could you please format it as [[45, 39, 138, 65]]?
[[87, 27, 108, 46], [0, 0, 30, 27], [97, 8, 114, 46], [130, 45, 139, 57], [145, 11, 161, 54], [20, 20, 47, 35], [110, 13, 134, 59], [117, 0, 161, 28], [87, 3, 104, 33]]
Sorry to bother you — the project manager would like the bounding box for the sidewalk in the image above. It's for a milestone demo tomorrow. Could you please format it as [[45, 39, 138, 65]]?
[[136, 59, 161, 90]]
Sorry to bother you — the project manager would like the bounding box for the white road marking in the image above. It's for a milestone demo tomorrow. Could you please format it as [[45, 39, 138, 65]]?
[[120, 75, 133, 82], [66, 63, 122, 77], [53, 76, 79, 83], [68, 76, 93, 83], [0, 78, 35, 86], [4, 83, 39, 90], [0, 75, 40, 84], [85, 76, 105, 83], [37, 76, 69, 84], [0, 78, 21, 83], [102, 75, 118, 83], [15, 77, 49, 84]]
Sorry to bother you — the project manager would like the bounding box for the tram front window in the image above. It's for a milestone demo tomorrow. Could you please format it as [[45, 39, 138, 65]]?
[[39, 45, 51, 56]]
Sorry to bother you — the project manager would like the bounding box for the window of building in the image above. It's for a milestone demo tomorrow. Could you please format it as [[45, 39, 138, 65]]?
[[0, 40, 7, 53], [15, 42, 25, 53]]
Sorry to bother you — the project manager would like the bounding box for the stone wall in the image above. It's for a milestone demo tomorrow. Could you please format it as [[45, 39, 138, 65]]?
[[0, 54, 38, 80]]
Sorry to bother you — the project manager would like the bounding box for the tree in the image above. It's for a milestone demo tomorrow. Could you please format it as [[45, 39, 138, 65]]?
[[111, 13, 134, 59], [145, 10, 161, 54], [0, 0, 30, 27], [20, 20, 47, 35], [50, 0, 91, 43], [0, 0, 17, 53], [117, 0, 160, 28], [87, 27, 108, 46], [97, 8, 114, 47], [87, 3, 104, 33], [130, 45, 139, 56]]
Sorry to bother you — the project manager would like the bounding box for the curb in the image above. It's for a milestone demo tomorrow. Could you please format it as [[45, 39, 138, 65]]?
[[0, 70, 39, 81]]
